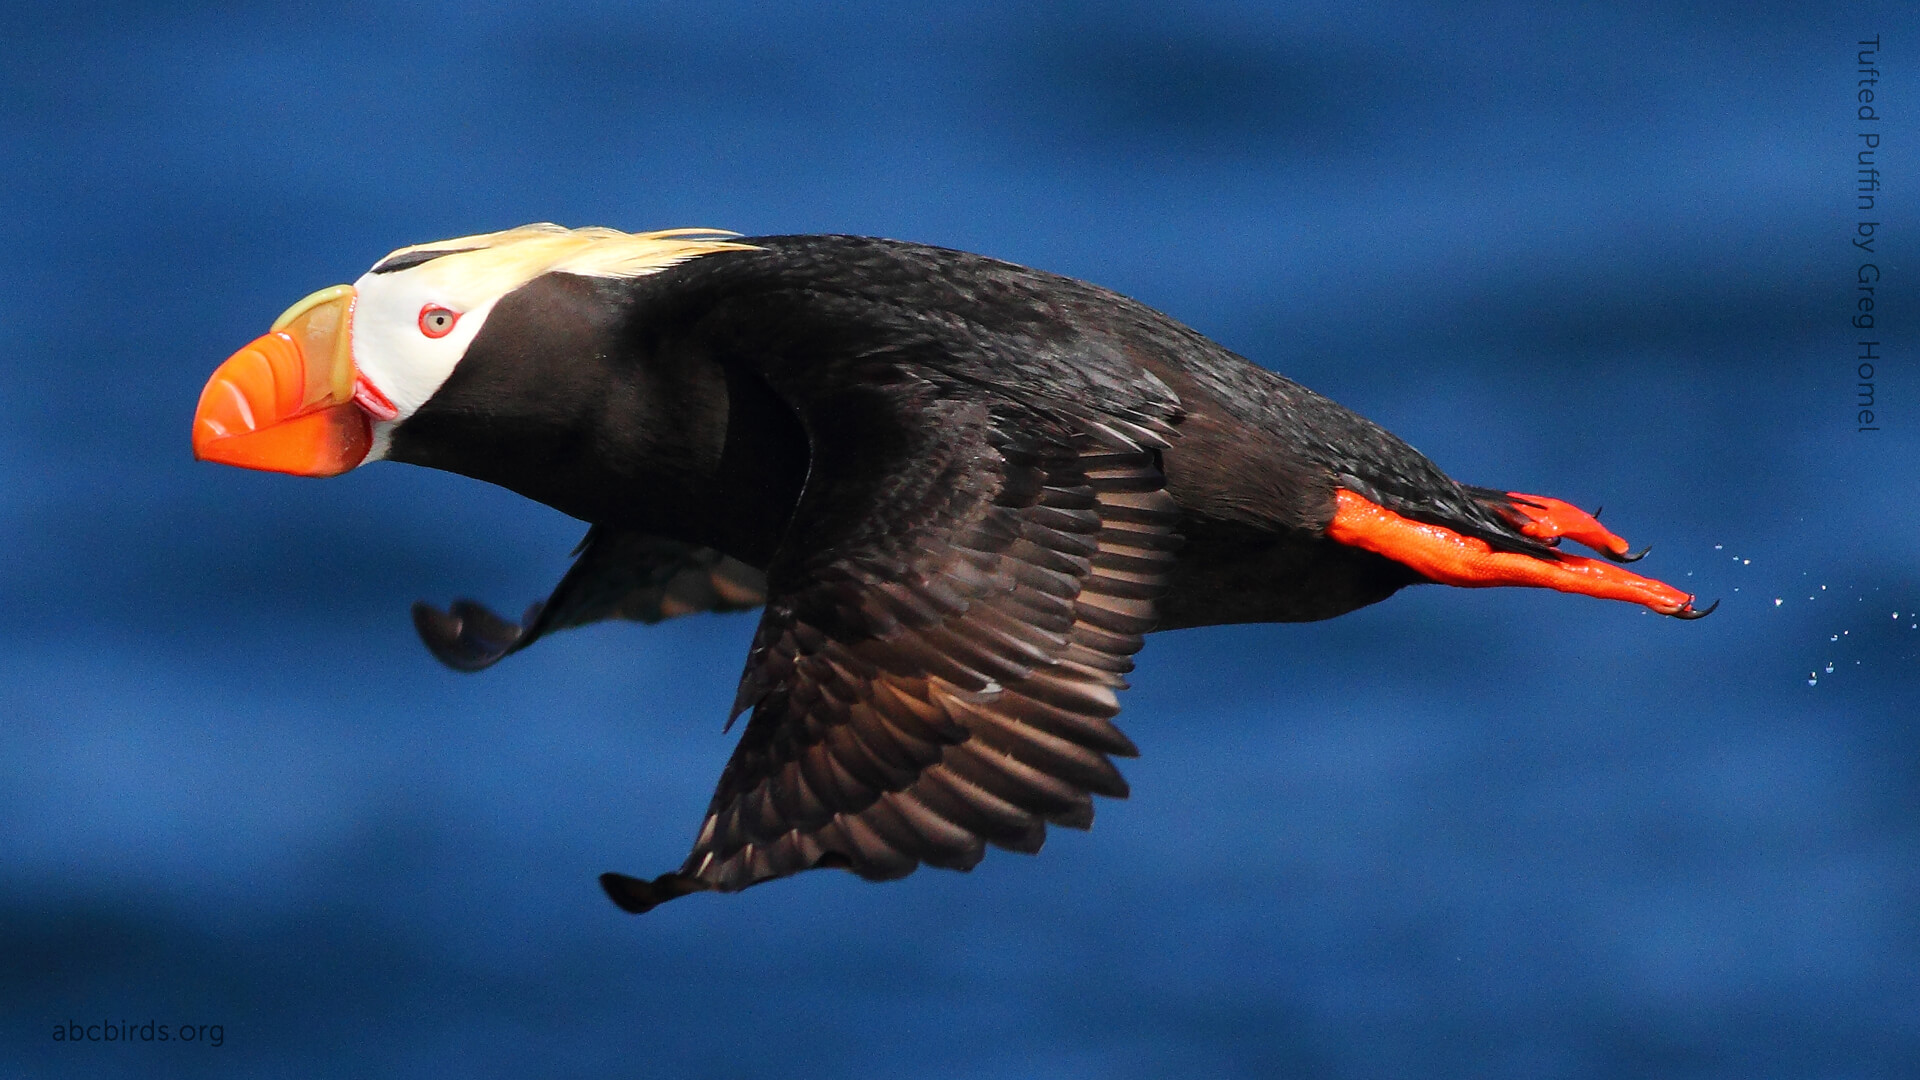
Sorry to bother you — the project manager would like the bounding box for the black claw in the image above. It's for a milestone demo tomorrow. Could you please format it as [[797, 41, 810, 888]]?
[[1671, 598, 1719, 620], [1590, 505, 1603, 518], [1609, 544, 1650, 564]]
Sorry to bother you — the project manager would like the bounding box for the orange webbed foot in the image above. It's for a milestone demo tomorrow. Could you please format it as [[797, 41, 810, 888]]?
[[1503, 492, 1649, 563], [1328, 489, 1714, 618]]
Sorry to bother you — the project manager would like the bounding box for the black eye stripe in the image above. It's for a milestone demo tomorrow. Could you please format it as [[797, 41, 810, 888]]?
[[370, 247, 479, 274]]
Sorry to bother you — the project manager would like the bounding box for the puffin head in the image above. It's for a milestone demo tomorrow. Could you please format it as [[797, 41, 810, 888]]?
[[192, 224, 750, 477]]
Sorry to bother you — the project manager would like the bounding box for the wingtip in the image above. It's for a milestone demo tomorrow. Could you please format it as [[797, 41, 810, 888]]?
[[410, 598, 525, 672], [409, 601, 474, 671], [599, 870, 712, 914]]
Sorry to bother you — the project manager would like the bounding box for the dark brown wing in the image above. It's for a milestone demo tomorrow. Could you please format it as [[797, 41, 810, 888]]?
[[411, 528, 767, 672], [599, 393, 1181, 913]]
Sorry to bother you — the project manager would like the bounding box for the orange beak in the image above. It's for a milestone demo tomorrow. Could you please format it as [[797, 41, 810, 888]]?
[[192, 285, 371, 477]]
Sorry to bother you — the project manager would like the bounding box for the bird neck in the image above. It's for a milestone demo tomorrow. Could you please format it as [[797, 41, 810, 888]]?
[[386, 273, 807, 567]]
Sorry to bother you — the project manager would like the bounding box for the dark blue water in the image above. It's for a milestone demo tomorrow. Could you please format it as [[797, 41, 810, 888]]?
[[4, 3, 1915, 1077]]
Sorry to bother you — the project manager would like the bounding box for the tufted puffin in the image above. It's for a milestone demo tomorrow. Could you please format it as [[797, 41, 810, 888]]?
[[192, 225, 1710, 914]]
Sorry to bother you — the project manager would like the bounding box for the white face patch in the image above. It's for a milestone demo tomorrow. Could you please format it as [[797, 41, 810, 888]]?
[[338, 224, 754, 465], [349, 259, 507, 462]]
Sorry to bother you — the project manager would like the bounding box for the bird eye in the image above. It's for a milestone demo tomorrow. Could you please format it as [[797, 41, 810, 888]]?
[[418, 305, 460, 339]]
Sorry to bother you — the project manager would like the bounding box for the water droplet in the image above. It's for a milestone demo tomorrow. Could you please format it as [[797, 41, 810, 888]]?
[[1825, 663, 1834, 673], [1743, 559, 1751, 566], [1774, 598, 1783, 606], [1714, 544, 1723, 550], [1807, 674, 1818, 686], [1832, 635, 1839, 641]]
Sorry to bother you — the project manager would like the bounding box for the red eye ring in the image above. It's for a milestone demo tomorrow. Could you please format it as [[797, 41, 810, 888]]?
[[418, 304, 460, 339]]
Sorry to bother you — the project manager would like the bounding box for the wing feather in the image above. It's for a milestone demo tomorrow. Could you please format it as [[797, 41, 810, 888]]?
[[601, 412, 1182, 912], [412, 531, 767, 671]]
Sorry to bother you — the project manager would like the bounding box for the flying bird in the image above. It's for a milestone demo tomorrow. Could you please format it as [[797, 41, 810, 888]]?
[[192, 225, 1710, 914]]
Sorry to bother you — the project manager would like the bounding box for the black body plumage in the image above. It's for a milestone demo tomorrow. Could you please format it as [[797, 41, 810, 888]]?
[[393, 235, 1565, 910]]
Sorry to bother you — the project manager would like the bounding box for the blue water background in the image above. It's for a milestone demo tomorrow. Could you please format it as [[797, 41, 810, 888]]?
[[3, 3, 1916, 1077]]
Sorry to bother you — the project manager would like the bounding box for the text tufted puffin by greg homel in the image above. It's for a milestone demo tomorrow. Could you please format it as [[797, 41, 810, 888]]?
[[192, 224, 1710, 914]]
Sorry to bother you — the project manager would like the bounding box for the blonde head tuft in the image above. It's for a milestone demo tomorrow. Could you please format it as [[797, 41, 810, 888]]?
[[367, 223, 755, 302]]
